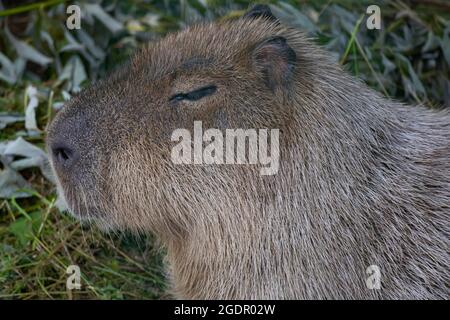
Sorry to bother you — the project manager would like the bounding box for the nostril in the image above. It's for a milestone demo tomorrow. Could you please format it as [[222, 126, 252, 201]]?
[[54, 147, 70, 161], [52, 144, 76, 166]]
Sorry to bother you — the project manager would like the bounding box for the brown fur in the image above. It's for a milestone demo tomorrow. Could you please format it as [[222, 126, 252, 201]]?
[[46, 8, 450, 299]]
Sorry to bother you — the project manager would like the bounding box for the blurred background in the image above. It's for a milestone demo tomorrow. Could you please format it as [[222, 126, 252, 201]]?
[[0, 0, 449, 299]]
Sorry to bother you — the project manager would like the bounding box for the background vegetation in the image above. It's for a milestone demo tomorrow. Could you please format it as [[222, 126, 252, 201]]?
[[0, 0, 449, 299]]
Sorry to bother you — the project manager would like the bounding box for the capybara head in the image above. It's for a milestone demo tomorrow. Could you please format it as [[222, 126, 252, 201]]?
[[46, 8, 305, 236]]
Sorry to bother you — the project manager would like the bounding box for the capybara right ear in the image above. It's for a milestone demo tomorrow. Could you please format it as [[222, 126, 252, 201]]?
[[251, 36, 296, 91], [243, 4, 277, 21]]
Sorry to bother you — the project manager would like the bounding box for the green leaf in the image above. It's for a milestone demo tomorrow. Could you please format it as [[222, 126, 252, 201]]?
[[0, 52, 17, 84], [395, 53, 426, 98], [0, 113, 24, 130], [5, 28, 52, 67], [381, 54, 396, 75], [84, 3, 123, 34], [269, 3, 318, 34], [422, 31, 440, 53], [77, 29, 105, 60], [8, 212, 43, 247], [441, 25, 450, 67], [57, 55, 87, 92]]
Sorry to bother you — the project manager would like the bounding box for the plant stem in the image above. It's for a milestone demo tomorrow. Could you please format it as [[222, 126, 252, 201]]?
[[0, 0, 67, 17]]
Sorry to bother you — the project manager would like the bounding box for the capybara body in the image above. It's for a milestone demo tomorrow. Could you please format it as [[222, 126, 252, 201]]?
[[47, 6, 449, 299]]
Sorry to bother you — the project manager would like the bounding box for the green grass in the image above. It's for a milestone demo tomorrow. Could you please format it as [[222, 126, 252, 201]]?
[[0, 0, 449, 299], [0, 189, 166, 299]]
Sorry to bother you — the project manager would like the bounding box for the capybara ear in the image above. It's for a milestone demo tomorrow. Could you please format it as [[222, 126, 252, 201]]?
[[243, 4, 277, 21], [251, 36, 296, 91]]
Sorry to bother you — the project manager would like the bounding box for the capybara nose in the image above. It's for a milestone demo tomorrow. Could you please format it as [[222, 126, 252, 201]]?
[[51, 142, 78, 169]]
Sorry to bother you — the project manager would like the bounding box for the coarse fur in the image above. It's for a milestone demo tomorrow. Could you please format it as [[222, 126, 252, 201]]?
[[46, 7, 450, 299]]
